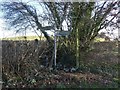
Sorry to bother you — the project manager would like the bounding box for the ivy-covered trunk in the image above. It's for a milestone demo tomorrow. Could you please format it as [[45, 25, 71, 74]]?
[[76, 28, 80, 68]]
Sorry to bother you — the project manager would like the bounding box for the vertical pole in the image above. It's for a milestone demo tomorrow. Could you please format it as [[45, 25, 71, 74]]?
[[0, 40, 2, 88], [76, 28, 79, 68], [54, 32, 57, 67]]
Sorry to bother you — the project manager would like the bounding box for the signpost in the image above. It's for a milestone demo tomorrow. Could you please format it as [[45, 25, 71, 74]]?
[[54, 30, 71, 67], [55, 31, 71, 36], [43, 25, 71, 68]]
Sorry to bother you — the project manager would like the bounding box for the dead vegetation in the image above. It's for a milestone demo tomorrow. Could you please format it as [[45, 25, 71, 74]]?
[[2, 40, 119, 88]]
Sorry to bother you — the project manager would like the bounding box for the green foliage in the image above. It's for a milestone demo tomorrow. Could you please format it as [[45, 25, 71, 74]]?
[[57, 47, 76, 67], [56, 83, 66, 88]]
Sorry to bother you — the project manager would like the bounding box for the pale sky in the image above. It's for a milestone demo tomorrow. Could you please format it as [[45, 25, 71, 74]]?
[[0, 17, 39, 38], [0, 1, 119, 39], [0, 0, 45, 38], [0, 18, 118, 39]]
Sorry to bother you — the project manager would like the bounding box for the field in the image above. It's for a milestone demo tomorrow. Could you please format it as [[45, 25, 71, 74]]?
[[1, 36, 46, 41], [1, 39, 120, 88], [1, 36, 105, 42]]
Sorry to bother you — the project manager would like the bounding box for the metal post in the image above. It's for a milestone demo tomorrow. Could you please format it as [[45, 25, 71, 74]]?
[[0, 40, 2, 88], [54, 32, 57, 67]]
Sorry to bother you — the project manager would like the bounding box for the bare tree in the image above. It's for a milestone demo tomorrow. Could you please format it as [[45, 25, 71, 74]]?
[[1, 1, 119, 68]]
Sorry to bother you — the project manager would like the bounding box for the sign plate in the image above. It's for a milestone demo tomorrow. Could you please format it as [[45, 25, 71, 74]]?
[[55, 31, 70, 36]]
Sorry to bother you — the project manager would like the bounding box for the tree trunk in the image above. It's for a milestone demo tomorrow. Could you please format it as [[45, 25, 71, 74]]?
[[76, 28, 80, 68]]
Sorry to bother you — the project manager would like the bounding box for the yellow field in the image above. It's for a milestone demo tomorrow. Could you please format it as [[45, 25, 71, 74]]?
[[1, 36, 46, 41], [1, 36, 106, 42], [94, 37, 105, 42]]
